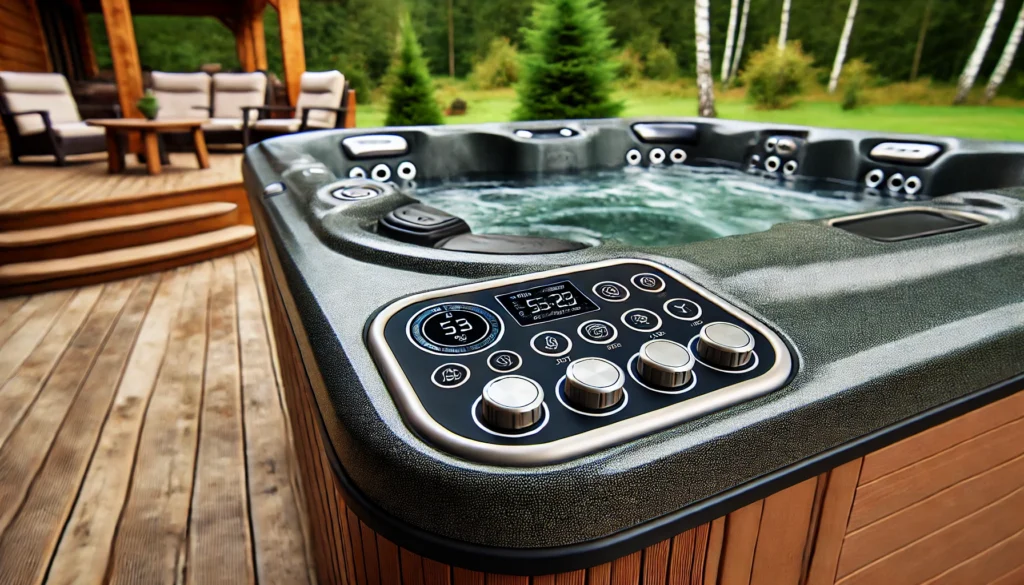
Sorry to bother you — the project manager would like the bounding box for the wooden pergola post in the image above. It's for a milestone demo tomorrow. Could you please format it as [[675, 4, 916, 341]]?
[[235, 0, 268, 72], [67, 0, 99, 78], [276, 0, 306, 106], [99, 0, 144, 119]]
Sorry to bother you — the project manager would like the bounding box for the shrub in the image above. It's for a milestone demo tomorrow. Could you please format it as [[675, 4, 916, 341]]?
[[840, 58, 873, 111], [385, 13, 443, 126], [470, 38, 521, 89], [614, 47, 644, 82], [644, 44, 679, 80], [741, 41, 815, 110], [515, 0, 623, 121]]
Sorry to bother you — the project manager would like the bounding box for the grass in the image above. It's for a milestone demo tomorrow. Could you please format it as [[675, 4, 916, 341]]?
[[355, 80, 1024, 142]]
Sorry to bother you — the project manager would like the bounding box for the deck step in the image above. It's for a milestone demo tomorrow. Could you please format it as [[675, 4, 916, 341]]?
[[0, 226, 256, 292], [0, 202, 241, 263]]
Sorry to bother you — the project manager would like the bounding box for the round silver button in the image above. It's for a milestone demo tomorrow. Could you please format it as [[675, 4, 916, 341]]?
[[564, 358, 625, 410], [697, 322, 755, 368], [481, 376, 545, 431], [637, 340, 694, 388]]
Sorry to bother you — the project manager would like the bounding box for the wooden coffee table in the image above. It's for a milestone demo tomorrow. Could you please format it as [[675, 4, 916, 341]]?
[[86, 118, 210, 175]]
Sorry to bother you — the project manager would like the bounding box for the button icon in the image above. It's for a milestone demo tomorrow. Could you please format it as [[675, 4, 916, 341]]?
[[621, 309, 663, 332], [631, 273, 666, 293], [663, 298, 702, 321], [408, 302, 503, 355], [593, 281, 630, 302], [431, 363, 471, 388], [530, 331, 572, 357], [487, 350, 523, 373], [577, 320, 618, 344]]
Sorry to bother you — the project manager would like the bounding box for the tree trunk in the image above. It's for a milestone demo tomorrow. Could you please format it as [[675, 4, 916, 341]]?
[[447, 0, 455, 77], [778, 0, 792, 50], [828, 0, 859, 94], [695, 0, 717, 117], [911, 0, 933, 81], [954, 0, 1005, 104], [729, 0, 751, 83], [721, 0, 740, 82], [984, 1, 1024, 102]]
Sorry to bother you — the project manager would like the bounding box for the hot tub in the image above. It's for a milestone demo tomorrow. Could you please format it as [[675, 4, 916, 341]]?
[[243, 119, 1024, 585]]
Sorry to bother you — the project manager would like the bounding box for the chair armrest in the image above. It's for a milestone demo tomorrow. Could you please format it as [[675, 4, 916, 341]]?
[[241, 105, 295, 113], [300, 106, 348, 130], [191, 105, 213, 113], [7, 110, 53, 133]]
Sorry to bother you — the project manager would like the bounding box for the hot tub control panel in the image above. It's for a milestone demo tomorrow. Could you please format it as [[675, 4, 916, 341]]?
[[367, 259, 793, 465]]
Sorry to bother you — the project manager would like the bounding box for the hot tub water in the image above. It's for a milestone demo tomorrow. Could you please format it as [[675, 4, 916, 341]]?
[[418, 166, 902, 247]]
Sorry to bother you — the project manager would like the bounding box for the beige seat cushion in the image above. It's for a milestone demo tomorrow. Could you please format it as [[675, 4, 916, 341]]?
[[253, 119, 302, 132], [211, 73, 267, 121], [203, 118, 245, 131], [151, 72, 211, 121], [295, 71, 345, 128], [0, 72, 82, 136], [52, 122, 105, 139]]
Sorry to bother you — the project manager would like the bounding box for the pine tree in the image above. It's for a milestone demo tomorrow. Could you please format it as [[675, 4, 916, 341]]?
[[514, 0, 623, 121], [386, 14, 443, 127]]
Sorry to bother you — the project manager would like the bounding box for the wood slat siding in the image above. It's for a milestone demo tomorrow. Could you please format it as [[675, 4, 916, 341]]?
[[0, 0, 51, 161], [0, 250, 314, 585]]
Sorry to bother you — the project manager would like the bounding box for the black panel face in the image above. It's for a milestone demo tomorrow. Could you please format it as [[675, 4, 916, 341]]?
[[370, 260, 792, 460]]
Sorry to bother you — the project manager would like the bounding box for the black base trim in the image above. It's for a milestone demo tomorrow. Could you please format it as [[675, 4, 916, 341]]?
[[312, 368, 1024, 575]]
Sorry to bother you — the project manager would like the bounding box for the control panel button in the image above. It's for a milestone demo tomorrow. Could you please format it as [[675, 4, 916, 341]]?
[[637, 340, 694, 388], [631, 273, 666, 292], [593, 281, 630, 302], [530, 331, 572, 357], [431, 363, 471, 388], [565, 358, 625, 410], [577, 320, 618, 344], [697, 322, 755, 368], [481, 376, 545, 430], [408, 303, 502, 355], [487, 350, 522, 373], [663, 298, 702, 321], [621, 308, 663, 332]]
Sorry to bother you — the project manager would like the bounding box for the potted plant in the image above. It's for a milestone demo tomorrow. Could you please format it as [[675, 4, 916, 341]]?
[[136, 90, 159, 120]]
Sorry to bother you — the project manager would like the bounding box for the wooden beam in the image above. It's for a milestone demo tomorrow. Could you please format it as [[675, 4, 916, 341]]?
[[100, 0, 143, 118], [275, 0, 305, 106], [250, 1, 267, 71], [67, 0, 100, 78], [234, 0, 267, 73], [24, 0, 54, 72]]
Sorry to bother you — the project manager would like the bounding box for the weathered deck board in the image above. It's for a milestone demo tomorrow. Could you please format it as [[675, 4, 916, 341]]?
[[0, 153, 243, 212], [0, 252, 314, 585]]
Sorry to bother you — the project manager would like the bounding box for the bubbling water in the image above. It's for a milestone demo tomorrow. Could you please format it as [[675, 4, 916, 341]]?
[[417, 166, 900, 248]]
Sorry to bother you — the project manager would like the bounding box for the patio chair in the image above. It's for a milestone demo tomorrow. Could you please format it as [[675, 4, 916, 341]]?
[[243, 70, 351, 146], [200, 72, 269, 147], [0, 71, 109, 165], [150, 71, 211, 121]]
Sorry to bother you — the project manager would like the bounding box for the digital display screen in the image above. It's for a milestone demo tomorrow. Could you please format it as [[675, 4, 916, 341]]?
[[496, 281, 599, 326]]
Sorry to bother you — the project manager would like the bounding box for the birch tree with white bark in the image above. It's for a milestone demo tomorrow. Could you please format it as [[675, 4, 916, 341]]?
[[954, 0, 1005, 104], [721, 0, 740, 82], [695, 0, 717, 117], [728, 0, 751, 83], [828, 0, 859, 94], [778, 0, 791, 50], [984, 1, 1024, 103]]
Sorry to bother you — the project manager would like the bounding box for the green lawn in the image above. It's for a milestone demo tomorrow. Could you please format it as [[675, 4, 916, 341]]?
[[356, 88, 1024, 142]]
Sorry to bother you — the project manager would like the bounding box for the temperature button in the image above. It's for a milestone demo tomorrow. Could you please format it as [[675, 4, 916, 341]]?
[[621, 308, 662, 333], [431, 363, 471, 388], [487, 350, 522, 373], [530, 331, 572, 357], [578, 320, 618, 344], [408, 302, 503, 355]]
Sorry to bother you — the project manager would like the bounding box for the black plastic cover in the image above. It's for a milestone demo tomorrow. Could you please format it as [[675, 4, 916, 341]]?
[[833, 209, 983, 242], [379, 203, 471, 246], [631, 123, 700, 144], [436, 233, 587, 254]]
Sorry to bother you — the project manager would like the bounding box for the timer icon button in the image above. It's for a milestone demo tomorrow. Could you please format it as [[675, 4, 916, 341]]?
[[487, 350, 522, 373], [578, 320, 618, 344], [431, 363, 471, 388], [621, 308, 663, 333], [631, 273, 666, 293], [593, 281, 630, 302], [530, 331, 572, 357]]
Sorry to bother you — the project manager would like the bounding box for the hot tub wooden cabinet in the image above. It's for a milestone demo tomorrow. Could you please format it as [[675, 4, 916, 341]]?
[[245, 118, 1024, 585]]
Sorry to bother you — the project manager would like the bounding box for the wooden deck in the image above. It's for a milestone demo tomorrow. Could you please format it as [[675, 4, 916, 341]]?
[[0, 153, 243, 213], [0, 249, 315, 585]]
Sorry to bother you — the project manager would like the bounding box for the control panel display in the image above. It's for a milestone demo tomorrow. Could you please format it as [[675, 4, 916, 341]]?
[[495, 280, 598, 326], [369, 259, 793, 465]]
